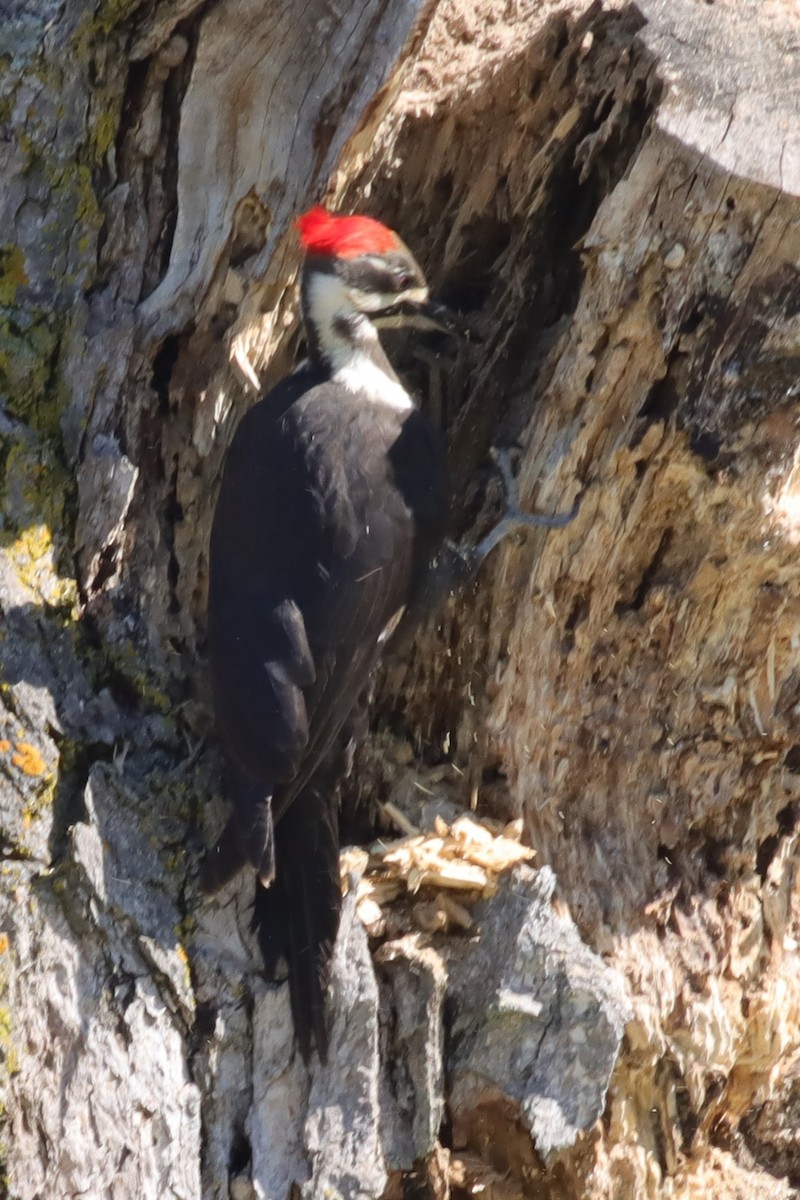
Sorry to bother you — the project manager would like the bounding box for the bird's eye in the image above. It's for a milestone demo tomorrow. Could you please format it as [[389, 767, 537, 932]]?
[[395, 270, 415, 290]]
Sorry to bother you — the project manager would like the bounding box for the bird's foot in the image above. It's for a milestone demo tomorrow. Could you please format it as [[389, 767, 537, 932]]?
[[472, 447, 579, 565], [391, 448, 578, 644]]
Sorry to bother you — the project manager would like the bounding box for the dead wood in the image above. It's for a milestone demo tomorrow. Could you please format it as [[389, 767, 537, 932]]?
[[1, 0, 800, 1197]]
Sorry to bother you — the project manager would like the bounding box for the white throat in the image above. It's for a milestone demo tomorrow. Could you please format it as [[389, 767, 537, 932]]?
[[306, 272, 414, 412], [332, 353, 414, 412]]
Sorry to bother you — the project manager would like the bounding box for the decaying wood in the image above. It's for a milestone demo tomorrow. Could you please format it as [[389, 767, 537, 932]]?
[[2, 0, 800, 1196], [367, 2, 800, 1195]]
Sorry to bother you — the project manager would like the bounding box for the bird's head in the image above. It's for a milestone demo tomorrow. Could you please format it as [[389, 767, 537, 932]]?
[[296, 207, 465, 362]]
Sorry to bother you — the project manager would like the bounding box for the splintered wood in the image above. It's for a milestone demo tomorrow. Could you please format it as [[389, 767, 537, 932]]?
[[341, 814, 534, 937]]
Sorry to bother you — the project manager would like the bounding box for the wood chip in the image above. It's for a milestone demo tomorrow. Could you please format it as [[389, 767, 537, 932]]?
[[351, 807, 533, 936], [408, 860, 489, 893], [356, 896, 385, 935], [377, 800, 420, 836]]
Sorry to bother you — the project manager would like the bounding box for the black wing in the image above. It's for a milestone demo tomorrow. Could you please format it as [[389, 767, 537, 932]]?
[[209, 375, 445, 794]]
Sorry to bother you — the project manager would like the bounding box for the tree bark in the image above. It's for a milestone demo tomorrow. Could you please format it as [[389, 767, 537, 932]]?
[[2, 0, 800, 1198]]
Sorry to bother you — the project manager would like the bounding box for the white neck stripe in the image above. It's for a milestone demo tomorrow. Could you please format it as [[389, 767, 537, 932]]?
[[306, 272, 415, 411], [332, 354, 414, 411]]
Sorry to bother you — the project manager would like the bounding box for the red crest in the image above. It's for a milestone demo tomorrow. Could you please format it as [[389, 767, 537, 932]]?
[[296, 205, 398, 259]]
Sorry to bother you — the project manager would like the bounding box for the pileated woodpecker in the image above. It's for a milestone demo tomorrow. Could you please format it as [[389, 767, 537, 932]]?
[[203, 207, 575, 1062]]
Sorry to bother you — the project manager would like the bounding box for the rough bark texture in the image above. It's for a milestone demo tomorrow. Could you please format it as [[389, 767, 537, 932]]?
[[2, 0, 800, 1197]]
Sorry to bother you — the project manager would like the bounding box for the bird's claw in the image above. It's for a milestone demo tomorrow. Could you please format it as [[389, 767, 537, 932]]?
[[474, 447, 578, 562]]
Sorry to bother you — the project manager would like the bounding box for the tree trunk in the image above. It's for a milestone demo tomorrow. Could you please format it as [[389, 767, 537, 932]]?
[[2, 0, 800, 1197]]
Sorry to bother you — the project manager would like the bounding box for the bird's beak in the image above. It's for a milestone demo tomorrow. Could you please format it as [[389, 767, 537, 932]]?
[[373, 297, 475, 340]]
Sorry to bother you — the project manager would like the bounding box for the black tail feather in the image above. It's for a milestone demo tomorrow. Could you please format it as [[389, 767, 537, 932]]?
[[253, 784, 340, 1063], [201, 780, 275, 893]]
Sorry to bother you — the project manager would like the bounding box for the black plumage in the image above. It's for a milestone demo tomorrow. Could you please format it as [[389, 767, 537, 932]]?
[[206, 344, 449, 1059]]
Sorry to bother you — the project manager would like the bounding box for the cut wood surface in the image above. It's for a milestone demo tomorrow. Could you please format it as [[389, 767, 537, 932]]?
[[1, 0, 799, 1197]]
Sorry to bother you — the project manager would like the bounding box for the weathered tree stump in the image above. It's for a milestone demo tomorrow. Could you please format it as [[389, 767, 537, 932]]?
[[1, 0, 799, 1196]]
